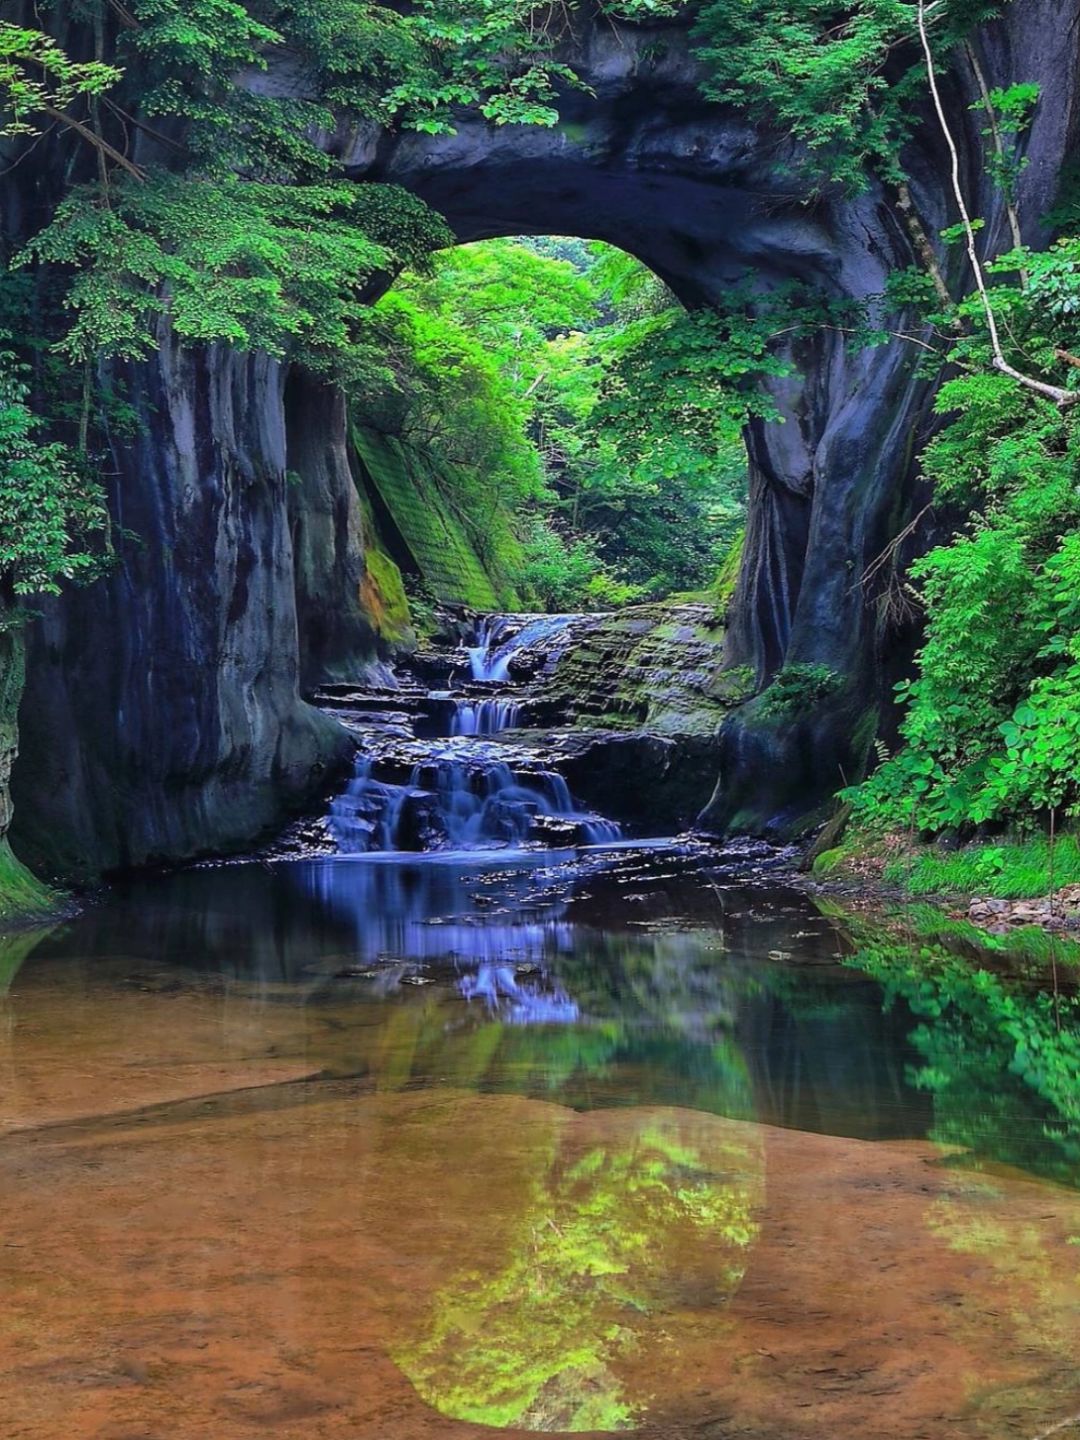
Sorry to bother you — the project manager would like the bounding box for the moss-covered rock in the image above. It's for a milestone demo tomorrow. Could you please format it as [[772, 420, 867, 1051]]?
[[0, 839, 59, 924], [537, 602, 735, 740], [361, 547, 416, 648], [0, 620, 62, 921], [494, 601, 744, 832], [350, 426, 521, 611]]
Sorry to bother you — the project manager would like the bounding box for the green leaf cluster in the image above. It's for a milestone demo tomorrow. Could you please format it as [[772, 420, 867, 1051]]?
[[849, 332, 1080, 831], [22, 173, 449, 386], [0, 21, 120, 138], [0, 350, 109, 596], [692, 0, 1002, 191], [369, 237, 754, 609]]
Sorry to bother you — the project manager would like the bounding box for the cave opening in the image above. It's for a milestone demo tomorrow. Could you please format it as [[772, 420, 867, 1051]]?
[[358, 233, 748, 618]]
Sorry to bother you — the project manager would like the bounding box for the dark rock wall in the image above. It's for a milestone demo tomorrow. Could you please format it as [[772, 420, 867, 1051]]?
[[285, 372, 378, 689], [13, 334, 354, 878]]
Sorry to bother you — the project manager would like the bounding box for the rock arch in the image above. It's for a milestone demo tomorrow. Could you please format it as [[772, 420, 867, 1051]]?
[[10, 0, 1080, 870]]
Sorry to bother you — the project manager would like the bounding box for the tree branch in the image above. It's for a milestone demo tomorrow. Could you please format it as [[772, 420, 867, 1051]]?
[[917, 0, 1077, 407], [40, 101, 145, 181]]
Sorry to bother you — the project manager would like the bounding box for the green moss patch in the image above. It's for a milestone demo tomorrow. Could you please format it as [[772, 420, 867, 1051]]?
[[712, 527, 744, 617], [361, 547, 415, 646], [350, 426, 520, 610], [0, 839, 62, 925]]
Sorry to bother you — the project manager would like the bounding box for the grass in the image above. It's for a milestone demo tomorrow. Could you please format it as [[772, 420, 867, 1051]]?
[[883, 833, 1080, 899]]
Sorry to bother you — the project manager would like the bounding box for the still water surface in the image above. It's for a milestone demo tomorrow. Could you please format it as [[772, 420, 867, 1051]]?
[[1, 843, 1079, 1439]]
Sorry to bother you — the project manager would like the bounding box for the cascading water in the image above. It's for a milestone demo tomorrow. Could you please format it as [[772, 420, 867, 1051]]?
[[450, 698, 522, 736], [321, 610, 621, 856], [327, 746, 620, 855], [465, 616, 508, 682], [462, 613, 578, 685]]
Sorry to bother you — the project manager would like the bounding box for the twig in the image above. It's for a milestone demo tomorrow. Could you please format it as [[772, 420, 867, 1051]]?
[[0, 120, 57, 175], [102, 98, 187, 155], [40, 102, 145, 181], [916, 0, 1078, 407], [769, 321, 945, 355], [894, 178, 955, 311], [857, 502, 935, 593], [106, 0, 141, 28]]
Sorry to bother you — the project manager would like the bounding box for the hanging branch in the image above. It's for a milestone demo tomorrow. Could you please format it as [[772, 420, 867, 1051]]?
[[857, 501, 935, 592], [916, 0, 1078, 407], [894, 178, 954, 309], [963, 39, 1027, 278], [40, 101, 145, 181]]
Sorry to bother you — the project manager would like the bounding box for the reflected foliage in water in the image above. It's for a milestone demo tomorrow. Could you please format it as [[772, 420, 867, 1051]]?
[[392, 1108, 761, 1432], [4, 848, 1080, 1437], [843, 917, 1080, 1184], [13, 851, 1080, 1183]]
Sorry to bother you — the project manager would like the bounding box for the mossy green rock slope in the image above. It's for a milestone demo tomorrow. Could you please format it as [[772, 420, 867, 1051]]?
[[541, 603, 744, 739], [0, 624, 60, 921], [350, 427, 520, 612]]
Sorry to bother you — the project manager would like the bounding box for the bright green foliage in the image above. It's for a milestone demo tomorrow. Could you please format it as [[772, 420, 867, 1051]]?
[[692, 0, 1001, 190], [850, 362, 1080, 831], [883, 833, 1080, 898], [973, 81, 1040, 205], [382, 0, 684, 133], [22, 174, 449, 384], [267, 1, 426, 120], [370, 238, 751, 609], [0, 351, 109, 595], [844, 188, 1080, 834], [0, 22, 121, 138]]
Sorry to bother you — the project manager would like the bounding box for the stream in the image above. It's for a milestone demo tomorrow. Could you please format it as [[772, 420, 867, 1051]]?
[[1, 620, 1079, 1439], [315, 614, 623, 854]]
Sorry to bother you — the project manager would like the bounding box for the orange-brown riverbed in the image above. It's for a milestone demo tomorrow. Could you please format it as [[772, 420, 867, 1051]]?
[[2, 848, 1078, 1439]]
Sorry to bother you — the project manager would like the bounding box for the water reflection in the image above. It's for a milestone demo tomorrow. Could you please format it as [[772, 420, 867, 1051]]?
[[390, 1106, 762, 1432], [3, 848, 1080, 1438], [16, 847, 928, 1141]]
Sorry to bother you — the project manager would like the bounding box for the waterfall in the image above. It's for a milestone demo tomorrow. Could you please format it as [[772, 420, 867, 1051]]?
[[465, 616, 510, 682], [327, 751, 621, 854], [322, 609, 622, 856], [462, 613, 578, 684], [451, 698, 522, 736]]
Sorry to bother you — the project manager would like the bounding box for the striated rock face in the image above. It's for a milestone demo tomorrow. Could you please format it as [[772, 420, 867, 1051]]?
[[285, 373, 379, 690], [12, 335, 354, 878]]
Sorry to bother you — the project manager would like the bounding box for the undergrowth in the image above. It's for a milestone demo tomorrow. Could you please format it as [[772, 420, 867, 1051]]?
[[816, 829, 1080, 900], [885, 834, 1080, 898]]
